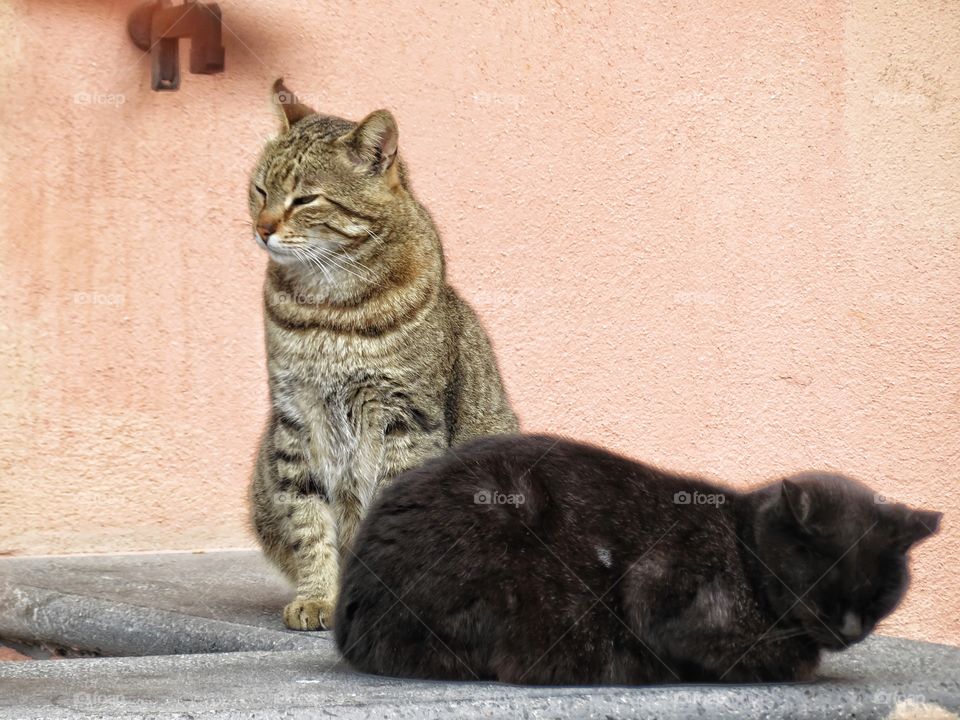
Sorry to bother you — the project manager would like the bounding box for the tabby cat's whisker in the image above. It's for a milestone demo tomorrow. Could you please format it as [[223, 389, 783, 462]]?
[[295, 245, 341, 281], [308, 245, 378, 284], [363, 227, 387, 248], [292, 246, 333, 284], [302, 249, 374, 287], [302, 244, 368, 279]]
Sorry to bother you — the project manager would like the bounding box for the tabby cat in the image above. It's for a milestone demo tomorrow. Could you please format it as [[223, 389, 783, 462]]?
[[250, 80, 518, 631], [335, 434, 941, 683]]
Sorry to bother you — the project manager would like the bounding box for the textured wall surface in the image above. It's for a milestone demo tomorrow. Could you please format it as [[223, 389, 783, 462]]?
[[0, 0, 957, 644]]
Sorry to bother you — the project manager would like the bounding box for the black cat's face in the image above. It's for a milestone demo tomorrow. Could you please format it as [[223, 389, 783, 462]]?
[[752, 473, 941, 650]]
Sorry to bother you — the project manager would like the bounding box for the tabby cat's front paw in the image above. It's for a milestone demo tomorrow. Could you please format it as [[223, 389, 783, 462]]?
[[283, 597, 335, 631]]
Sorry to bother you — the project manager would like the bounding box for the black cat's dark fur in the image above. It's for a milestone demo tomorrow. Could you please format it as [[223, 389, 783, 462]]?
[[334, 434, 941, 685]]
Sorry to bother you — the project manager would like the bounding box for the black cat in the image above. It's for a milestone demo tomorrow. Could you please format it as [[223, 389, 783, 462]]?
[[334, 434, 941, 684]]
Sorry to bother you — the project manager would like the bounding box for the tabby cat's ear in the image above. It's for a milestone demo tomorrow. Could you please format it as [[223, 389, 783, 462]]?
[[340, 110, 399, 177], [780, 479, 814, 529], [273, 78, 316, 131]]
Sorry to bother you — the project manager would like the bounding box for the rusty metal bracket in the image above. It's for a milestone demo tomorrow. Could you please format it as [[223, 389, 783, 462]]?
[[127, 1, 225, 91]]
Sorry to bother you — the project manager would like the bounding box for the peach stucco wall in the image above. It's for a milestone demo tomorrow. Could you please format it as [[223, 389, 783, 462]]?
[[1, 1, 957, 644]]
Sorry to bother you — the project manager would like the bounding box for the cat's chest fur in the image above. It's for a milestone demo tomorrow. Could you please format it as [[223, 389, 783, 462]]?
[[268, 336, 441, 492], [303, 372, 390, 475]]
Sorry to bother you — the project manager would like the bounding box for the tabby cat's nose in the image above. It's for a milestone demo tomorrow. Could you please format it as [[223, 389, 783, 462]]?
[[257, 221, 278, 239]]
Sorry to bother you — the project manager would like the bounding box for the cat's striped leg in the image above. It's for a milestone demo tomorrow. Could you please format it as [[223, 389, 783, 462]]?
[[281, 493, 340, 630], [266, 413, 341, 631]]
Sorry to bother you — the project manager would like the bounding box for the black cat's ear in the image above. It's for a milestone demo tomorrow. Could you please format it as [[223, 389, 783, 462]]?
[[273, 78, 316, 131], [780, 479, 814, 530], [340, 110, 399, 178], [899, 508, 942, 548]]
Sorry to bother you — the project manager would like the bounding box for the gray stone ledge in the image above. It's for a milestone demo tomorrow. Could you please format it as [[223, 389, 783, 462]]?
[[0, 551, 957, 719], [1, 639, 959, 720], [0, 551, 328, 656]]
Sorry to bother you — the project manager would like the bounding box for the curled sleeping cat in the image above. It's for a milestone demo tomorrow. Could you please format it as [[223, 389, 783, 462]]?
[[335, 434, 941, 684]]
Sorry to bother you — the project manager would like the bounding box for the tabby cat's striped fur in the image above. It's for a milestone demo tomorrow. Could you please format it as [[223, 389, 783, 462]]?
[[249, 81, 518, 630]]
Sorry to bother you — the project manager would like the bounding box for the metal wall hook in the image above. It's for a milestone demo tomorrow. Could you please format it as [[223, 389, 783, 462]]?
[[127, 1, 225, 91]]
